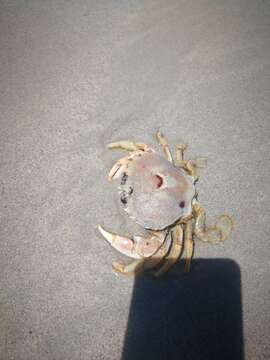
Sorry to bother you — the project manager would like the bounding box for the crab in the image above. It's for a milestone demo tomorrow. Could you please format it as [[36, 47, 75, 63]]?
[[98, 131, 233, 276]]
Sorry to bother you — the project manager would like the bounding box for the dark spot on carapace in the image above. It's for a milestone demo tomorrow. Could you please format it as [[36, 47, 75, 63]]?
[[155, 174, 163, 188], [128, 187, 133, 195], [121, 172, 128, 185], [179, 201, 185, 208]]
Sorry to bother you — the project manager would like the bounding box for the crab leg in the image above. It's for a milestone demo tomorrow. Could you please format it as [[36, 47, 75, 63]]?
[[156, 130, 173, 163], [215, 214, 234, 241], [107, 140, 148, 152], [98, 225, 167, 259], [175, 143, 188, 168], [193, 202, 233, 243], [154, 224, 184, 277], [186, 158, 207, 181], [183, 219, 194, 273], [112, 259, 146, 275]]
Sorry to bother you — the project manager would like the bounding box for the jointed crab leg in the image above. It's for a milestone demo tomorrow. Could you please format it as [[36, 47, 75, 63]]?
[[112, 259, 145, 275], [186, 158, 207, 181], [193, 201, 233, 244], [193, 202, 220, 243], [107, 140, 148, 152], [154, 224, 184, 277], [183, 219, 194, 273], [156, 130, 173, 163], [175, 142, 207, 180], [215, 214, 234, 241], [175, 143, 188, 167]]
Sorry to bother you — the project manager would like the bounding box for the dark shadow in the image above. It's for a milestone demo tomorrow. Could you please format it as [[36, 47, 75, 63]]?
[[121, 259, 244, 360]]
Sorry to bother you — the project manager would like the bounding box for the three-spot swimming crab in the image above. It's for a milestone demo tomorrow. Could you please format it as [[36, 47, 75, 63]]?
[[98, 131, 233, 276]]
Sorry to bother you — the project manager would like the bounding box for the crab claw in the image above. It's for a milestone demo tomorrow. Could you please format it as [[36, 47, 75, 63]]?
[[98, 225, 167, 259], [98, 225, 141, 259], [108, 161, 124, 182], [108, 156, 130, 182]]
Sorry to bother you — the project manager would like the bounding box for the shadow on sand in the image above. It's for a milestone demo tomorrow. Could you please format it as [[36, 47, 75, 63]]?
[[121, 259, 243, 360]]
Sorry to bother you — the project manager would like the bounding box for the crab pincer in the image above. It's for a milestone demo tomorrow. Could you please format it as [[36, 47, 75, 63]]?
[[98, 225, 167, 259]]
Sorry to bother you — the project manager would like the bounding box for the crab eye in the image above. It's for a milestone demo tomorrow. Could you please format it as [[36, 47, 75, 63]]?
[[179, 201, 185, 208]]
